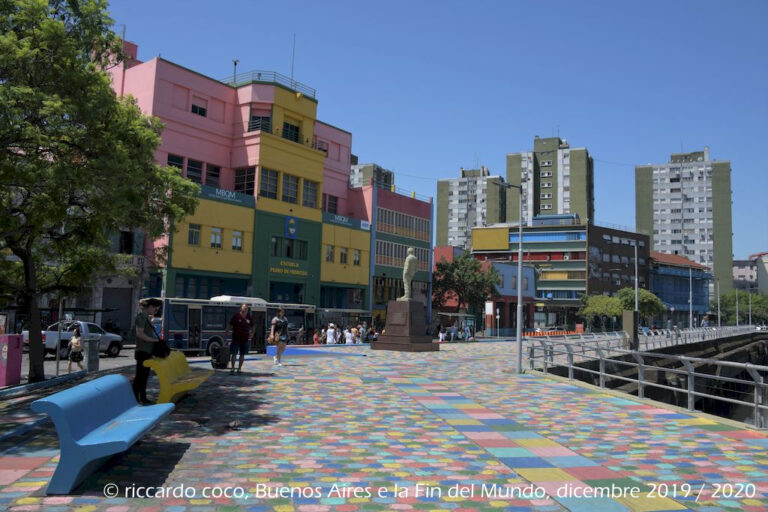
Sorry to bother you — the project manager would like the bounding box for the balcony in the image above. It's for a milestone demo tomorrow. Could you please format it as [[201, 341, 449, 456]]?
[[221, 70, 316, 99]]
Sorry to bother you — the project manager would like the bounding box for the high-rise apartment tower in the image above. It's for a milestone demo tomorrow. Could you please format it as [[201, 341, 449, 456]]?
[[506, 136, 594, 225], [635, 147, 733, 294], [436, 167, 507, 250]]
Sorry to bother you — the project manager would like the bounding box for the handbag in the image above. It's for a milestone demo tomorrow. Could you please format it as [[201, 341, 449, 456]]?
[[144, 315, 170, 358]]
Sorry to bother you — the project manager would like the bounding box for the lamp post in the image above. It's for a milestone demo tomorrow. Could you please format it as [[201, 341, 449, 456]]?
[[689, 266, 693, 329], [232, 59, 239, 84], [632, 242, 639, 350], [493, 180, 524, 373], [736, 288, 740, 327], [749, 286, 752, 326], [717, 279, 721, 328]]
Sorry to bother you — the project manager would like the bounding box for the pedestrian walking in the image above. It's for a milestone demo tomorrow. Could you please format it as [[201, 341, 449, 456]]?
[[326, 323, 336, 344], [67, 326, 84, 373], [226, 303, 253, 375], [133, 298, 162, 405], [271, 307, 289, 366]]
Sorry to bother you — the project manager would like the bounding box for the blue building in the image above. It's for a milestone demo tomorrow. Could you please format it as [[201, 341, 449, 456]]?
[[487, 261, 536, 335], [649, 251, 712, 328]]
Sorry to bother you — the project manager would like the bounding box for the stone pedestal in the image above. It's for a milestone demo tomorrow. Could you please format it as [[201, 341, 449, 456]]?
[[371, 300, 439, 352]]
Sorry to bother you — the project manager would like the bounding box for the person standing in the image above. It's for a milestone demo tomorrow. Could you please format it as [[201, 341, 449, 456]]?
[[67, 326, 84, 373], [271, 307, 289, 366], [326, 323, 336, 345], [133, 298, 162, 405], [226, 303, 253, 375]]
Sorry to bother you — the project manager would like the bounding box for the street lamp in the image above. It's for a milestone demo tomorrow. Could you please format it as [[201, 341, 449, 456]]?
[[689, 266, 693, 329], [492, 180, 524, 373], [717, 279, 721, 328], [736, 288, 740, 327]]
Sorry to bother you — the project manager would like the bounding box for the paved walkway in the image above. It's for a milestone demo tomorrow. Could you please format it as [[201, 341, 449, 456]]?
[[0, 342, 766, 511]]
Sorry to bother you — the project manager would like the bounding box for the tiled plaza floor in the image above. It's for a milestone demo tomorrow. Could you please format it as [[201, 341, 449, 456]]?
[[0, 342, 766, 511]]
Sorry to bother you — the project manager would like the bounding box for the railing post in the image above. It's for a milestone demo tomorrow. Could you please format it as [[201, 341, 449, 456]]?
[[566, 345, 574, 380], [745, 366, 765, 429], [528, 346, 535, 370], [596, 348, 606, 389], [633, 353, 645, 399], [682, 359, 695, 411]]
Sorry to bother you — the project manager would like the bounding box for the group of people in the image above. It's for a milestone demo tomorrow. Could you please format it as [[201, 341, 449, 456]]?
[[437, 323, 473, 342], [130, 299, 290, 405], [314, 324, 377, 345]]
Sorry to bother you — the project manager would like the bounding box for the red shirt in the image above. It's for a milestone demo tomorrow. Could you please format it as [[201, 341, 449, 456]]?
[[230, 313, 252, 342]]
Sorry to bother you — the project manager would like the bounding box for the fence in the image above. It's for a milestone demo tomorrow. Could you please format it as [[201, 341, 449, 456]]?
[[526, 327, 767, 428]]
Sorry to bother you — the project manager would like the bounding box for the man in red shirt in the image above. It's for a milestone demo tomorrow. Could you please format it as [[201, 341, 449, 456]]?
[[226, 303, 253, 375]]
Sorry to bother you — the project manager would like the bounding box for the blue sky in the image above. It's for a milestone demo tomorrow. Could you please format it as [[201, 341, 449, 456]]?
[[108, 0, 767, 259]]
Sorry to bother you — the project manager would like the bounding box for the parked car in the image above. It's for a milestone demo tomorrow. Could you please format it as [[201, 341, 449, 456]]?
[[23, 320, 123, 359]]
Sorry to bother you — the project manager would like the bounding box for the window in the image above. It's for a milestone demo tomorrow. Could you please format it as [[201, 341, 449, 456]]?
[[541, 204, 552, 210], [540, 171, 553, 177], [353, 249, 361, 266], [523, 277, 529, 290], [326, 244, 334, 263], [271, 236, 280, 257], [232, 231, 243, 251], [187, 159, 203, 184], [340, 247, 348, 264], [510, 276, 517, 289], [188, 224, 200, 245], [302, 180, 318, 208], [168, 154, 184, 170], [235, 167, 255, 195], [282, 174, 298, 203], [324, 194, 338, 214], [541, 181, 552, 188], [541, 160, 553, 166], [206, 165, 220, 187], [282, 121, 300, 143], [248, 115, 271, 132], [259, 168, 278, 199], [210, 227, 222, 248], [541, 193, 552, 199], [191, 98, 207, 117]]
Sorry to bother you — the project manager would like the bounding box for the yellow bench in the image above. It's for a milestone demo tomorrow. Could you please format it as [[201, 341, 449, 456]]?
[[143, 350, 214, 403]]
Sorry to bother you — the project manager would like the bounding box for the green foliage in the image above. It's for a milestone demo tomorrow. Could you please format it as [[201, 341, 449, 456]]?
[[712, 290, 768, 325], [616, 287, 665, 323], [0, 0, 199, 380], [432, 252, 500, 316], [579, 295, 622, 331]]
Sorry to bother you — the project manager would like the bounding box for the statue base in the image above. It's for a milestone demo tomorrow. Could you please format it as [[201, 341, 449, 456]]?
[[371, 300, 439, 352]]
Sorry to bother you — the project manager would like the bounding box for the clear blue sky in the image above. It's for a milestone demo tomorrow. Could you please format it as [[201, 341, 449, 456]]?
[[108, 0, 767, 259]]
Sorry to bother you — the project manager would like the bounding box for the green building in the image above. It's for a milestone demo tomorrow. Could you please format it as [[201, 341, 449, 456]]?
[[506, 136, 595, 225], [635, 147, 733, 296]]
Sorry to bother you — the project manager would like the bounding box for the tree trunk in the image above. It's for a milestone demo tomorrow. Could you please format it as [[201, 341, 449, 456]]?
[[23, 253, 45, 382]]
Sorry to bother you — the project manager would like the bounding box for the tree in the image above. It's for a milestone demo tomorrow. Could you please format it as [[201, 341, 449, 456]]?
[[579, 295, 622, 331], [0, 0, 199, 381], [432, 252, 500, 317], [617, 287, 665, 325], [712, 290, 768, 325]]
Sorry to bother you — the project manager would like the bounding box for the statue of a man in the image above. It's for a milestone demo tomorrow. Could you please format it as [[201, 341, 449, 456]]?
[[397, 247, 418, 301]]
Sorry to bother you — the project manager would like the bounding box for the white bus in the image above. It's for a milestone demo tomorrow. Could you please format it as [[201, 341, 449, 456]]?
[[150, 296, 316, 355]]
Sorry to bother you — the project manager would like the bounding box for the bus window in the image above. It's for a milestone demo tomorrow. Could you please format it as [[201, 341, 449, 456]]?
[[168, 304, 188, 330], [202, 306, 227, 330]]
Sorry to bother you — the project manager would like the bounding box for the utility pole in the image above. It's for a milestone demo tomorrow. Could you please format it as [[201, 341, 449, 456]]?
[[689, 266, 693, 329], [717, 280, 721, 328]]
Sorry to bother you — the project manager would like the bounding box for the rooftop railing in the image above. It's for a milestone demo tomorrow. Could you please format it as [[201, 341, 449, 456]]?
[[220, 70, 316, 99]]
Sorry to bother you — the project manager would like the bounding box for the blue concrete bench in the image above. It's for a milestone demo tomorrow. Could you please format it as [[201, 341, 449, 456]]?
[[30, 374, 174, 495]]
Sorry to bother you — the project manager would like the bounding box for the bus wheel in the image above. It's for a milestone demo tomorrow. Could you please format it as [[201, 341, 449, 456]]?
[[207, 340, 221, 356]]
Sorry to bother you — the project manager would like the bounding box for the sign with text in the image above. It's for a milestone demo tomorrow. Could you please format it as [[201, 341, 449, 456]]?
[[323, 212, 370, 231], [199, 185, 254, 207]]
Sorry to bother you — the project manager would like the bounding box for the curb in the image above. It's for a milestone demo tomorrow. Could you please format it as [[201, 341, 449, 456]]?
[[0, 371, 87, 400]]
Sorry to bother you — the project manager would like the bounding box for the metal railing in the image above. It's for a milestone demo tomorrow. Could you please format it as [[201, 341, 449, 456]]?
[[527, 329, 768, 428], [221, 70, 316, 98]]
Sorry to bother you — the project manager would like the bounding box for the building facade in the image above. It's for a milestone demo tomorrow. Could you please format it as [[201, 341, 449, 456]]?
[[733, 259, 758, 292], [506, 137, 595, 225], [349, 163, 394, 190], [111, 41, 359, 311], [471, 215, 648, 328], [436, 167, 507, 250], [649, 251, 712, 328], [636, 148, 733, 296]]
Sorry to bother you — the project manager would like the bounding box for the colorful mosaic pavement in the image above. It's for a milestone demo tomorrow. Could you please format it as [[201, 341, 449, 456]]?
[[0, 342, 766, 511]]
